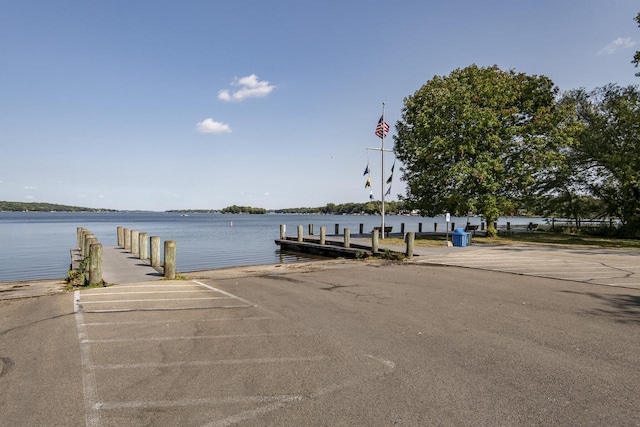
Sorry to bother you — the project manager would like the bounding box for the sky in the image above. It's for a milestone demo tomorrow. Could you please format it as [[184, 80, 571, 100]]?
[[1, 0, 639, 211]]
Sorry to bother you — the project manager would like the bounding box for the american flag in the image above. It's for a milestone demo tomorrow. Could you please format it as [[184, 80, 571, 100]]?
[[375, 115, 389, 138]]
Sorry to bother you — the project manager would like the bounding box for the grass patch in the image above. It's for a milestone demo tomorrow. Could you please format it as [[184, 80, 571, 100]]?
[[382, 231, 640, 250]]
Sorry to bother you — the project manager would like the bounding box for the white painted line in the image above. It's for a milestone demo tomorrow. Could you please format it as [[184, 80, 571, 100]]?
[[96, 395, 303, 410], [82, 317, 273, 326], [86, 332, 302, 344], [82, 290, 208, 296], [203, 395, 304, 427], [192, 280, 257, 307], [93, 356, 326, 370], [80, 297, 233, 304], [83, 304, 253, 313], [74, 291, 101, 427]]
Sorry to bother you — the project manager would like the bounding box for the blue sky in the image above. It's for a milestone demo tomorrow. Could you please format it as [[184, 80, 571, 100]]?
[[1, 0, 639, 211]]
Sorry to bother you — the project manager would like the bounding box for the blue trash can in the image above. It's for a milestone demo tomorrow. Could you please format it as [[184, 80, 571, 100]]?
[[452, 228, 467, 247]]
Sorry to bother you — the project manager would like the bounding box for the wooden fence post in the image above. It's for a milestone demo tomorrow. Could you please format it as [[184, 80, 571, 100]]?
[[371, 230, 379, 253]]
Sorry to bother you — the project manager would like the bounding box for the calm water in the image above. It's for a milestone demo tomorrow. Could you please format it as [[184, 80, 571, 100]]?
[[0, 212, 539, 282]]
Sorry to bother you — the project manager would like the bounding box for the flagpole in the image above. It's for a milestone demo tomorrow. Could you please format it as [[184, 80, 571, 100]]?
[[381, 102, 386, 239]]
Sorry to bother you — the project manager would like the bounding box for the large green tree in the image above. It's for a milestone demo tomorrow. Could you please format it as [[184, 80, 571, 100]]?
[[567, 84, 640, 236], [394, 65, 568, 235]]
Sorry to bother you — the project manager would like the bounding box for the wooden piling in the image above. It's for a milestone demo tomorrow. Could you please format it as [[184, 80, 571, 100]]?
[[139, 232, 148, 260], [297, 225, 304, 242], [344, 228, 350, 248], [335, 224, 339, 235], [280, 224, 286, 239], [405, 232, 415, 258], [83, 233, 95, 258], [164, 240, 176, 279], [418, 223, 423, 233], [131, 230, 140, 255], [123, 228, 131, 251], [434, 223, 438, 232], [371, 230, 379, 253], [320, 226, 326, 245], [150, 236, 161, 267], [117, 226, 124, 247], [401, 223, 405, 234], [88, 243, 102, 284], [308, 224, 314, 235], [359, 223, 364, 234]]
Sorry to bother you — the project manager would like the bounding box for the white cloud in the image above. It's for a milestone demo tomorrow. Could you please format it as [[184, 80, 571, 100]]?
[[24, 185, 37, 190], [196, 118, 231, 134], [598, 37, 636, 55], [218, 74, 275, 102]]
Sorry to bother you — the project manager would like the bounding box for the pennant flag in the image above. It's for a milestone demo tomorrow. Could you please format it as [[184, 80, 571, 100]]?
[[365, 177, 371, 188], [386, 174, 393, 184], [369, 191, 374, 200], [363, 164, 369, 176], [391, 160, 395, 173], [375, 115, 389, 138], [385, 186, 392, 196]]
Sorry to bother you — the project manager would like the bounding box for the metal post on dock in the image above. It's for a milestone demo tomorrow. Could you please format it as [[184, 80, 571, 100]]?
[[401, 223, 405, 234], [344, 228, 350, 248], [320, 226, 326, 245], [297, 225, 304, 242], [335, 224, 339, 235], [451, 222, 455, 231], [371, 230, 379, 253], [418, 223, 423, 233], [88, 243, 102, 284], [434, 223, 438, 232], [150, 236, 161, 267], [139, 232, 148, 260], [359, 224, 364, 234], [131, 230, 140, 256], [164, 240, 176, 279], [406, 232, 415, 258]]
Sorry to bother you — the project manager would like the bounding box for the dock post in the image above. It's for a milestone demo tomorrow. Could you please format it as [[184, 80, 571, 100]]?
[[308, 224, 314, 235], [164, 240, 176, 279], [344, 228, 350, 248], [131, 230, 140, 256], [139, 232, 148, 260], [88, 243, 103, 284], [117, 226, 124, 247], [359, 223, 364, 234], [335, 224, 339, 235], [320, 226, 326, 245], [150, 236, 161, 267], [401, 223, 405, 234], [418, 223, 423, 233], [83, 233, 95, 258], [297, 225, 304, 242], [123, 228, 131, 251], [371, 230, 379, 253], [451, 222, 455, 231], [406, 232, 415, 258], [280, 224, 286, 239], [434, 223, 438, 232], [77, 227, 85, 247]]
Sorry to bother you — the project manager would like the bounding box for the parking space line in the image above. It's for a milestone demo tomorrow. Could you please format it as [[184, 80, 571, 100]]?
[[96, 395, 303, 410], [93, 356, 326, 370], [80, 297, 233, 304], [82, 317, 273, 326], [192, 280, 257, 307], [86, 332, 304, 344]]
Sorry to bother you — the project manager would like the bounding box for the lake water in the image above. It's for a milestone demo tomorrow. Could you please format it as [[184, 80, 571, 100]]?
[[0, 212, 539, 282]]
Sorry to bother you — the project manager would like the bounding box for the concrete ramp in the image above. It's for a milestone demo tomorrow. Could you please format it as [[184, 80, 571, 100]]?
[[101, 246, 163, 284]]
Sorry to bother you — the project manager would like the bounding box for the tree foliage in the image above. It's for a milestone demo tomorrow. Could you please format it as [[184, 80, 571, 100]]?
[[394, 65, 568, 235], [633, 12, 640, 76], [565, 84, 640, 237]]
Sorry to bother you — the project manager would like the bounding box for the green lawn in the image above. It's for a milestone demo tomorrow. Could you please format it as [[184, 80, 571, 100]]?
[[383, 231, 640, 250]]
